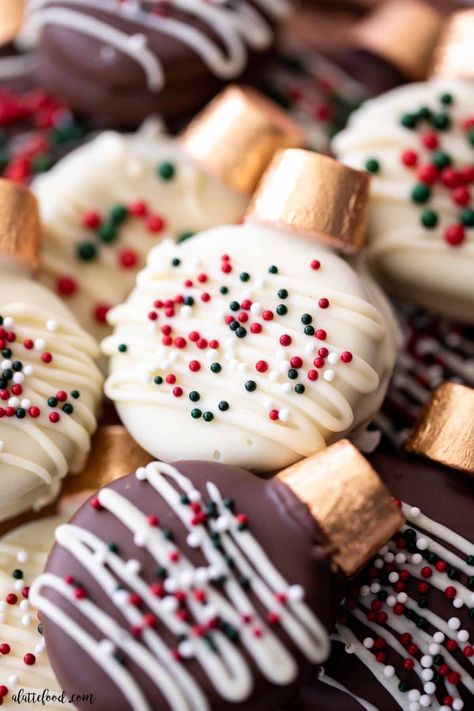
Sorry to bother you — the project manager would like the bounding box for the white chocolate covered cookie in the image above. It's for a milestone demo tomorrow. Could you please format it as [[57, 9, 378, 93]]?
[[102, 225, 398, 471], [333, 79, 474, 321], [0, 267, 102, 522], [34, 120, 247, 340]]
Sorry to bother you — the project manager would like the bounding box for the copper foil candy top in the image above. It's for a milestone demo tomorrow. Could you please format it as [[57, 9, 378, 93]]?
[[180, 85, 305, 196], [0, 179, 40, 270], [406, 382, 474, 475], [246, 148, 370, 253], [431, 9, 474, 80]]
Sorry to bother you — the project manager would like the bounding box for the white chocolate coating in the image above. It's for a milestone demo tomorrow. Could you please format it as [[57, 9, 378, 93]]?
[[333, 79, 474, 322], [34, 120, 247, 341], [0, 265, 102, 522], [0, 514, 71, 709], [102, 225, 398, 471]]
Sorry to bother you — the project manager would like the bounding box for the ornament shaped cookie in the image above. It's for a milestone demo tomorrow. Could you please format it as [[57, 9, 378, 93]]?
[[315, 384, 474, 711], [0, 513, 71, 709], [333, 78, 474, 321], [30, 442, 402, 710], [24, 0, 292, 126], [34, 86, 303, 340], [103, 150, 398, 471], [0, 180, 102, 522]]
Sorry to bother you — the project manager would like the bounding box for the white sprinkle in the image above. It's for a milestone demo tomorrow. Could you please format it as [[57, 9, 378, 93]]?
[[383, 666, 395, 678], [23, 365, 33, 376], [238, 362, 247, 374], [180, 306, 192, 318], [3, 317, 14, 328], [113, 589, 129, 606], [370, 583, 381, 594], [452, 700, 464, 710], [386, 596, 396, 607], [363, 637, 374, 649], [411, 553, 423, 565], [453, 597, 463, 609], [8, 397, 20, 408], [188, 489, 201, 503], [202, 605, 217, 622], [408, 703, 420, 711], [0, 441, 4, 452], [263, 398, 274, 409], [179, 571, 194, 589], [1, 359, 11, 369], [254, 277, 266, 289], [395, 553, 406, 564], [250, 303, 262, 316], [215, 516, 229, 533], [421, 668, 433, 681], [268, 370, 279, 382], [8, 675, 19, 686], [281, 383, 291, 394], [21, 614, 31, 626], [20, 399, 31, 409], [133, 532, 146, 547], [424, 682, 436, 696], [410, 507, 421, 517], [17, 550, 28, 564], [388, 572, 399, 583], [19, 600, 29, 612], [98, 639, 115, 655], [128, 32, 147, 49], [374, 558, 384, 569], [14, 579, 23, 591], [457, 629, 469, 642], [178, 641, 194, 658], [397, 592, 407, 604], [360, 586, 370, 597], [164, 578, 177, 594], [288, 585, 304, 602], [161, 596, 178, 614], [46, 319, 58, 332], [419, 696, 431, 708], [448, 617, 461, 630], [327, 352, 338, 365], [34, 640, 45, 654], [279, 408, 289, 422], [126, 559, 141, 575], [433, 631, 445, 643], [0, 602, 5, 612], [34, 338, 45, 351], [206, 349, 218, 362], [13, 373, 24, 384], [345, 643, 354, 654], [186, 532, 201, 548], [420, 655, 432, 668], [194, 567, 209, 585], [278, 360, 289, 373], [416, 537, 428, 551], [383, 552, 394, 563], [408, 690, 420, 702], [323, 369, 335, 382]]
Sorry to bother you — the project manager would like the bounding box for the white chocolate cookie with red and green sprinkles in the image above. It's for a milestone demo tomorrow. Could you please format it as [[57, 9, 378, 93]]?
[[102, 224, 398, 472], [0, 296, 102, 522], [33, 120, 247, 341], [333, 79, 474, 322], [0, 514, 72, 709]]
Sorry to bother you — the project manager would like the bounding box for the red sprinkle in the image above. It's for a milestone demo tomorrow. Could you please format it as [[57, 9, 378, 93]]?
[[189, 360, 201, 372], [255, 360, 268, 373], [310, 259, 321, 270], [56, 276, 77, 296], [23, 653, 36, 666]]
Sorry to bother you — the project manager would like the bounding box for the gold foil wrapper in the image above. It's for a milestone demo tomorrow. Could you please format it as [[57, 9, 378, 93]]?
[[278, 440, 404, 577], [63, 426, 152, 496], [246, 149, 369, 253], [0, 179, 40, 270], [180, 85, 305, 196], [352, 0, 442, 80], [0, 0, 26, 44], [431, 10, 474, 79], [406, 383, 474, 475]]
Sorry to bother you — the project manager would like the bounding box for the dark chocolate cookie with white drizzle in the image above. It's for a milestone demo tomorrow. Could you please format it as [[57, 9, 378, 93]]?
[[25, 0, 293, 127], [30, 441, 402, 710]]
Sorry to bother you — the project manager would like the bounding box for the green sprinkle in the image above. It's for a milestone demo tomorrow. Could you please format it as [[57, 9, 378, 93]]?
[[203, 411, 214, 422], [108, 542, 119, 553], [171, 258, 181, 267], [288, 368, 298, 380], [460, 209, 474, 227], [421, 209, 438, 228], [301, 313, 312, 325], [235, 327, 247, 338], [411, 183, 431, 203], [268, 265, 278, 274], [400, 113, 418, 129], [98, 223, 117, 243], [177, 230, 194, 243], [183, 296, 194, 306], [62, 403, 74, 415], [15, 408, 26, 419], [189, 391, 200, 402], [278, 289, 288, 299], [240, 272, 250, 282], [433, 113, 450, 130], [157, 161, 175, 180], [295, 384, 305, 394], [432, 151, 451, 169], [154, 375, 163, 384], [180, 494, 190, 505], [12, 569, 23, 579], [191, 408, 202, 419], [466, 555, 474, 566], [76, 242, 97, 261], [218, 401, 229, 411], [276, 304, 287, 316], [304, 325, 315, 336], [468, 130, 474, 147], [440, 93, 453, 106], [210, 362, 222, 373], [245, 380, 256, 392], [417, 106, 432, 121], [110, 205, 128, 225], [229, 301, 239, 311], [12, 361, 22, 372], [118, 344, 127, 353], [219, 286, 229, 295], [32, 154, 53, 174], [70, 390, 80, 399], [48, 397, 58, 407], [365, 158, 380, 174]]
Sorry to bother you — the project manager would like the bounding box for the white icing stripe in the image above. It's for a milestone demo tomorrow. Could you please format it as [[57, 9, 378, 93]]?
[[25, 0, 288, 90], [336, 501, 474, 710], [30, 461, 329, 710]]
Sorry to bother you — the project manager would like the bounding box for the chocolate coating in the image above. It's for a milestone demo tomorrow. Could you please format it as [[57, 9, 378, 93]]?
[[41, 461, 344, 710], [307, 452, 474, 710], [34, 1, 287, 127]]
